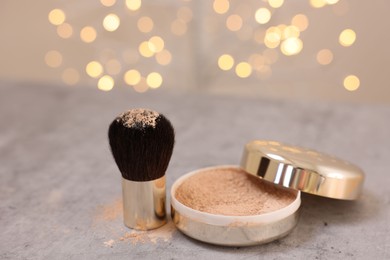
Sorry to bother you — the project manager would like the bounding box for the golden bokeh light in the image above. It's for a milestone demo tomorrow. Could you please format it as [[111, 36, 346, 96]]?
[[155, 49, 172, 65], [326, 0, 339, 4], [343, 75, 360, 91], [103, 14, 120, 32], [148, 36, 164, 53], [133, 77, 149, 93], [171, 19, 187, 36], [291, 14, 309, 32], [218, 54, 234, 71], [137, 16, 154, 33], [80, 26, 97, 43], [226, 14, 243, 32], [264, 27, 282, 49], [48, 9, 66, 26], [339, 29, 356, 47], [281, 37, 303, 56], [100, 0, 116, 7], [268, 0, 284, 9], [146, 72, 163, 89], [255, 8, 271, 25], [316, 49, 333, 65], [86, 61, 103, 78], [177, 7, 193, 23], [235, 62, 252, 78], [283, 26, 300, 39], [126, 0, 142, 11], [45, 50, 63, 68], [139, 41, 154, 57], [106, 59, 122, 75], [124, 69, 141, 85], [98, 75, 114, 91], [310, 0, 327, 8], [213, 0, 230, 14], [62, 68, 80, 85], [57, 23, 73, 39]]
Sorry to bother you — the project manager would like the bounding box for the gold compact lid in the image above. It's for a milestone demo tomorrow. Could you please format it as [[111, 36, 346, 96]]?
[[240, 140, 364, 200]]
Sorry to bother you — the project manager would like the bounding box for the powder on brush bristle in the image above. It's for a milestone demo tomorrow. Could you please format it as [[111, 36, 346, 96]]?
[[175, 167, 295, 216], [117, 109, 159, 128]]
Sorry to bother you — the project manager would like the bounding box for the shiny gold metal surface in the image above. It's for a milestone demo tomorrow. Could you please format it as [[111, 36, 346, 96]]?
[[122, 176, 166, 230], [241, 140, 365, 200]]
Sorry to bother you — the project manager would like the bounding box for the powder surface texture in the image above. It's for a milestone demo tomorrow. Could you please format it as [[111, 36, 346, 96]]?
[[175, 167, 296, 216], [118, 108, 159, 128]]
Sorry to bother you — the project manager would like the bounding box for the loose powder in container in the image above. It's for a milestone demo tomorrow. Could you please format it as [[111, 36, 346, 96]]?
[[174, 167, 295, 216]]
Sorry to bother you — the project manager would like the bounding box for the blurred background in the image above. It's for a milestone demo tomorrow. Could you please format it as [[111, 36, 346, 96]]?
[[0, 0, 388, 103]]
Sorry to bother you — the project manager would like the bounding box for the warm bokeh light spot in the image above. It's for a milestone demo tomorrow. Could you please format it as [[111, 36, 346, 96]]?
[[86, 61, 103, 78], [139, 41, 154, 57], [339, 29, 356, 47], [48, 9, 66, 25], [57, 23, 73, 39], [62, 68, 80, 85], [103, 14, 120, 32], [283, 26, 300, 39], [45, 50, 63, 68], [98, 75, 114, 91], [126, 0, 141, 11], [310, 0, 327, 8], [226, 14, 243, 32], [268, 0, 284, 8], [80, 26, 97, 43], [291, 14, 309, 32], [255, 8, 271, 25], [213, 0, 230, 14], [316, 49, 333, 65], [100, 0, 116, 7], [343, 75, 360, 91], [235, 62, 252, 78], [218, 54, 234, 71], [326, 0, 339, 4], [137, 16, 154, 33], [281, 37, 303, 56], [155, 49, 172, 65], [148, 36, 164, 53], [146, 72, 163, 88], [264, 27, 281, 49], [124, 69, 141, 85]]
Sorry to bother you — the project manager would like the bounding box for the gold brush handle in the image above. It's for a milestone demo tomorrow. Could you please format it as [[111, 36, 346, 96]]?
[[122, 176, 166, 230]]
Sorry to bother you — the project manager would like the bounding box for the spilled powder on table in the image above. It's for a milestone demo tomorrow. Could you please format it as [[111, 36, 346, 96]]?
[[95, 198, 175, 247]]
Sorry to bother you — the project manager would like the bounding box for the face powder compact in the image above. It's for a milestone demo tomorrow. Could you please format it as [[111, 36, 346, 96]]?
[[171, 140, 364, 246]]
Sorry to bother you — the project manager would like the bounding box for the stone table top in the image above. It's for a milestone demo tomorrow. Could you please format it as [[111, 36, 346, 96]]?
[[1, 82, 389, 259]]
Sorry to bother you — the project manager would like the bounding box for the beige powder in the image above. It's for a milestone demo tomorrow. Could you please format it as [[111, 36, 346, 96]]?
[[175, 167, 295, 216], [117, 108, 159, 128]]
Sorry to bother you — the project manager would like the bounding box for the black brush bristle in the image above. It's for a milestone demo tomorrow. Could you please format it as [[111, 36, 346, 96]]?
[[108, 109, 175, 182]]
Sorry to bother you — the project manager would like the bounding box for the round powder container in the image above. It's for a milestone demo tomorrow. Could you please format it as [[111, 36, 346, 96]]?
[[171, 165, 301, 246]]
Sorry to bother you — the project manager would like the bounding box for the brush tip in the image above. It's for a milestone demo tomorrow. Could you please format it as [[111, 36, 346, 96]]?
[[108, 108, 175, 182]]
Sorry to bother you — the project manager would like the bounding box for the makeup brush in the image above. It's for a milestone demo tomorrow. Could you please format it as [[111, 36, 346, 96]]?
[[108, 108, 175, 230]]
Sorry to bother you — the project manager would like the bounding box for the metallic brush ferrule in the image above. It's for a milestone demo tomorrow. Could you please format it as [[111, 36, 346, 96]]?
[[122, 176, 166, 230]]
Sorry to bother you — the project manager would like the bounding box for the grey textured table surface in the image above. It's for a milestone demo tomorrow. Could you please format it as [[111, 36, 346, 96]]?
[[1, 82, 389, 259]]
